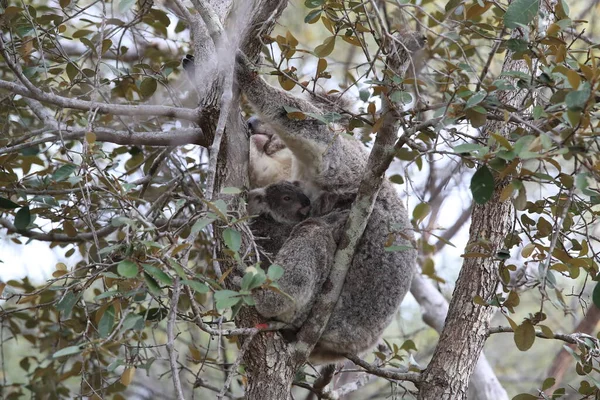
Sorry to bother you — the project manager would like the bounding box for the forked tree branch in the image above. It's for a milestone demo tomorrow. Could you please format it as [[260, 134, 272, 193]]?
[[0, 79, 201, 121]]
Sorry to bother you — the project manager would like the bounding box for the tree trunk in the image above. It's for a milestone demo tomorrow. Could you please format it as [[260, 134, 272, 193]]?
[[417, 31, 541, 400], [238, 309, 298, 400], [418, 190, 513, 399], [411, 274, 509, 400], [210, 2, 295, 399]]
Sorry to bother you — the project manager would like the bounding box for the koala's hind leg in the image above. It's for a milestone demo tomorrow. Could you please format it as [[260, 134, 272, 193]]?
[[252, 219, 336, 327]]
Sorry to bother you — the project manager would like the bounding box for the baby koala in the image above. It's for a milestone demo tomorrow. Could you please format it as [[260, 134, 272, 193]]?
[[247, 181, 312, 263]]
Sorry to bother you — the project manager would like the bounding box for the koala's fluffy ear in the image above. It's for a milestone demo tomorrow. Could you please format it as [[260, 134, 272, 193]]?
[[247, 188, 268, 215], [291, 180, 308, 192]]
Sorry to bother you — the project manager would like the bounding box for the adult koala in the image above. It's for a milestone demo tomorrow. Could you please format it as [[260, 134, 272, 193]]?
[[236, 37, 421, 362]]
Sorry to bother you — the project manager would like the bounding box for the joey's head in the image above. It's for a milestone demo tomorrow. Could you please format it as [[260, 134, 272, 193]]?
[[247, 181, 311, 224], [247, 116, 294, 188]]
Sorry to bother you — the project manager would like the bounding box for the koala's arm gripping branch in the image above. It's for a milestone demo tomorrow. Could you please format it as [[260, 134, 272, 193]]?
[[235, 52, 334, 140]]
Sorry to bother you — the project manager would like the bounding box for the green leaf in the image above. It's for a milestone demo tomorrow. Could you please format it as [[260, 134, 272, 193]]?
[[445, 0, 464, 12], [304, 9, 321, 23], [31, 195, 58, 207], [182, 279, 209, 293], [168, 258, 187, 279], [14, 206, 31, 230], [117, 260, 139, 278], [575, 173, 596, 196], [513, 135, 535, 156], [94, 290, 119, 301], [390, 91, 412, 104], [314, 36, 335, 57], [384, 245, 414, 252], [56, 291, 79, 319], [214, 290, 242, 310], [506, 39, 529, 53], [213, 199, 229, 216], [98, 305, 115, 338], [52, 164, 77, 182], [542, 377, 556, 391], [142, 264, 173, 285], [268, 264, 284, 281], [143, 272, 162, 295], [305, 0, 324, 8], [241, 271, 259, 291], [140, 78, 157, 97], [101, 39, 112, 55], [143, 307, 168, 321], [66, 63, 78, 81], [400, 339, 418, 352], [121, 314, 144, 332], [465, 90, 487, 108], [73, 29, 94, 38], [0, 197, 20, 209], [453, 143, 485, 154], [52, 345, 82, 358], [221, 187, 241, 194], [223, 228, 241, 252], [511, 394, 539, 400], [565, 88, 590, 111], [412, 203, 431, 223], [389, 174, 404, 185], [470, 166, 495, 204], [191, 217, 215, 234], [592, 281, 600, 309], [504, 0, 539, 29], [514, 321, 536, 351]]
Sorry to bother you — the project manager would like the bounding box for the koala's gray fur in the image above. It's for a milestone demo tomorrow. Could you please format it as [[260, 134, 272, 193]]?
[[253, 217, 338, 326], [247, 181, 349, 326], [247, 181, 311, 262], [247, 179, 351, 266], [236, 38, 421, 363]]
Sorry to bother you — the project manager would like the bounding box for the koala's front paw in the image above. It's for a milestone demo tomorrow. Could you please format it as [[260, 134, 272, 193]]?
[[235, 50, 259, 86]]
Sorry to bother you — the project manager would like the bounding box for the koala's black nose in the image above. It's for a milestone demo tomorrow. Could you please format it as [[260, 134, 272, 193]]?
[[300, 193, 311, 208], [247, 116, 262, 134]]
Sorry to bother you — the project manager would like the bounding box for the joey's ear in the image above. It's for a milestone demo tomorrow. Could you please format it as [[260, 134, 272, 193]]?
[[248, 188, 266, 202], [247, 188, 267, 215]]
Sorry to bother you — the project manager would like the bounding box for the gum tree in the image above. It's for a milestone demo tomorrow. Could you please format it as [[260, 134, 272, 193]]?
[[0, 0, 599, 399]]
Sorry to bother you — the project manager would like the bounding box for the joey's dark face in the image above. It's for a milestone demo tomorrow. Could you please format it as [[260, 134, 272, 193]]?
[[265, 181, 311, 223]]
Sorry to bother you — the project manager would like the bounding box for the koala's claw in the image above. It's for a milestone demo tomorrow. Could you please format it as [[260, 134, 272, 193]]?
[[182, 54, 195, 77], [235, 50, 259, 83]]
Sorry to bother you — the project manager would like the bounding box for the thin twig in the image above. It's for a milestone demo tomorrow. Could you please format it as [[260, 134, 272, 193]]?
[[344, 353, 421, 384], [217, 330, 257, 399], [167, 279, 186, 400]]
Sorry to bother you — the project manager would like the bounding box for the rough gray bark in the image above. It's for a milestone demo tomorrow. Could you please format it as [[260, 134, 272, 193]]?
[[207, 2, 295, 399], [410, 274, 509, 400], [418, 190, 513, 399]]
